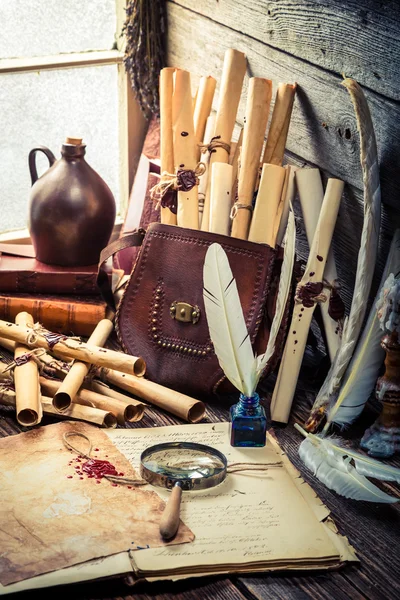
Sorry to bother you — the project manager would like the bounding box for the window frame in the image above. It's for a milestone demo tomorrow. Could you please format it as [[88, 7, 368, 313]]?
[[0, 0, 147, 242]]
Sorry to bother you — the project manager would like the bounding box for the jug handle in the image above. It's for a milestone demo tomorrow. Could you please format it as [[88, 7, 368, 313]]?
[[29, 146, 56, 185]]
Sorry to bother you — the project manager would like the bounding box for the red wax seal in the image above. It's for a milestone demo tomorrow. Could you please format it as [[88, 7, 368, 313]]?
[[82, 459, 119, 479]]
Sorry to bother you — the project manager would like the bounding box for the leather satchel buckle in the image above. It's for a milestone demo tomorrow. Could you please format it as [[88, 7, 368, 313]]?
[[170, 302, 200, 324]]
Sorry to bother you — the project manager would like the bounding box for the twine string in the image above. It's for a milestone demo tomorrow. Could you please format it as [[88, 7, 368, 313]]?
[[150, 162, 206, 209], [198, 135, 231, 156], [230, 202, 254, 220], [295, 282, 328, 307], [227, 461, 283, 473], [3, 348, 46, 373]]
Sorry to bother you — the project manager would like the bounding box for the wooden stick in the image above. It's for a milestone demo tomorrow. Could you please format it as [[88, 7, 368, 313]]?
[[263, 83, 296, 166], [99, 368, 206, 423], [296, 168, 341, 362], [14, 312, 42, 426], [231, 77, 272, 240], [160, 67, 177, 225], [201, 49, 246, 231], [270, 179, 344, 424], [0, 320, 146, 376], [248, 163, 286, 245], [172, 69, 199, 229], [194, 75, 216, 160], [40, 377, 143, 425], [53, 319, 113, 411], [209, 162, 233, 236], [276, 165, 297, 246]]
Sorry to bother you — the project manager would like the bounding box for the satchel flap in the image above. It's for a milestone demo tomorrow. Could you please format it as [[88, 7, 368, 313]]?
[[117, 223, 276, 396]]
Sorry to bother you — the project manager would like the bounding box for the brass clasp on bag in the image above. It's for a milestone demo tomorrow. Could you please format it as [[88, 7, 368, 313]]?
[[170, 302, 200, 324]]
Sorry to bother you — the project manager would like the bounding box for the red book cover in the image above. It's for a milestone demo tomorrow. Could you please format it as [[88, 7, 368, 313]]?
[[0, 244, 112, 295]]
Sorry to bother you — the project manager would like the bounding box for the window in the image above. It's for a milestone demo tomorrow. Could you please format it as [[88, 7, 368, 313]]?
[[0, 0, 145, 239]]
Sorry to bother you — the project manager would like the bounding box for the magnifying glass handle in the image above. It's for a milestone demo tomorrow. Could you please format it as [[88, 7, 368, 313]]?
[[160, 482, 183, 540]]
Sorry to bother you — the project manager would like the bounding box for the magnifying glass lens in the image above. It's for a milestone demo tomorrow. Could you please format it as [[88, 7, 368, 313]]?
[[142, 447, 226, 480]]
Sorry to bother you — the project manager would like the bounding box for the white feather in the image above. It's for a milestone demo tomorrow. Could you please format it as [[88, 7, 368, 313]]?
[[326, 230, 400, 429], [310, 79, 381, 420], [296, 427, 398, 503], [203, 243, 257, 397], [256, 207, 296, 380]]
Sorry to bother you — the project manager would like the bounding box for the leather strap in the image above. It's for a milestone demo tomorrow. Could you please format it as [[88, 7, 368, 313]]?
[[97, 229, 146, 310]]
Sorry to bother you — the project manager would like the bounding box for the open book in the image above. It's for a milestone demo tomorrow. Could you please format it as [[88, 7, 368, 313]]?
[[0, 422, 357, 595]]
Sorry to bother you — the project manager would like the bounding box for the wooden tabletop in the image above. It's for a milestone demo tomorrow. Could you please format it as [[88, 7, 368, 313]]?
[[1, 374, 399, 600]]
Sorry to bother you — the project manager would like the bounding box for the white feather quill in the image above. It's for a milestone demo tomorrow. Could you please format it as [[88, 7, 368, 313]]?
[[296, 425, 399, 503], [309, 79, 381, 423], [203, 243, 257, 397], [325, 230, 400, 430], [256, 207, 296, 379]]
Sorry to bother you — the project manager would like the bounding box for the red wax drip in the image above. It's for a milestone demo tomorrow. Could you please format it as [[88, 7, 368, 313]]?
[[82, 459, 119, 479]]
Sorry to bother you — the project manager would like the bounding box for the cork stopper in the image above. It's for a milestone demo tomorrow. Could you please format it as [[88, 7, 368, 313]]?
[[65, 136, 83, 146]]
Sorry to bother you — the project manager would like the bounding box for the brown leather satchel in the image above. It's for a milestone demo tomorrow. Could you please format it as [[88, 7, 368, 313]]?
[[98, 222, 291, 399]]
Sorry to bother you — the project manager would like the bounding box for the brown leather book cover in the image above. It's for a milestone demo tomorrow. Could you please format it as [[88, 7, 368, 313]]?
[[0, 293, 107, 336], [0, 245, 112, 295]]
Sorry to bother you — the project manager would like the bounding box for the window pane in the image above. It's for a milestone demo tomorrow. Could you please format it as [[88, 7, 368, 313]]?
[[0, 0, 117, 59], [0, 65, 120, 232]]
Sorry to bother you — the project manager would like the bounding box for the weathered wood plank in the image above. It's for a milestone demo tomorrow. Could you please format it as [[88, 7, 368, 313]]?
[[169, 0, 400, 102], [166, 2, 400, 211]]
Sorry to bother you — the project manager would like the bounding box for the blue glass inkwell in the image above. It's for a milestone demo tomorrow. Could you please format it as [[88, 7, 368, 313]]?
[[230, 392, 267, 447], [203, 243, 276, 449]]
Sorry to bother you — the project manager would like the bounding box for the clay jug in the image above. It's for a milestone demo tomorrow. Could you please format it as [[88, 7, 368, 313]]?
[[28, 137, 116, 266]]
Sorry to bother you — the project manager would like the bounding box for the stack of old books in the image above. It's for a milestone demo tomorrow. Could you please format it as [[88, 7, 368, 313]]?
[[0, 242, 116, 336]]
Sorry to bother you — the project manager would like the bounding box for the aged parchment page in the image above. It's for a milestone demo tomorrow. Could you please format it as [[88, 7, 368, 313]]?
[[0, 422, 193, 585], [0, 422, 356, 595], [108, 423, 354, 576]]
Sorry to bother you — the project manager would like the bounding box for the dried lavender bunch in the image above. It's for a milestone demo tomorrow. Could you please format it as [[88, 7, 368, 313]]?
[[123, 0, 166, 117]]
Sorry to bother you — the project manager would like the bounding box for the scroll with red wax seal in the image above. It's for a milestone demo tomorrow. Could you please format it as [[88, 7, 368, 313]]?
[[270, 178, 344, 424]]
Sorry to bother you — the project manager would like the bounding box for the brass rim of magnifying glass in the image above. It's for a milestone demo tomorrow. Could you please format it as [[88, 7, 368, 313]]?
[[140, 441, 228, 491]]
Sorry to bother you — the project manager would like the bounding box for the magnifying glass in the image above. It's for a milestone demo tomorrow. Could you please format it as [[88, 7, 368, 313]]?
[[140, 442, 228, 540]]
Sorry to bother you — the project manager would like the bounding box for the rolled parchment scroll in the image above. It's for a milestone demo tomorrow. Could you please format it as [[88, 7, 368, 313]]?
[[172, 69, 199, 229], [231, 77, 272, 240], [276, 166, 297, 246], [270, 178, 344, 424], [160, 67, 177, 225], [201, 49, 246, 231], [194, 75, 216, 159], [98, 368, 206, 423], [89, 380, 146, 422], [198, 114, 216, 228], [230, 127, 243, 196], [248, 163, 286, 245], [14, 312, 42, 426], [0, 387, 116, 427], [53, 319, 114, 411], [0, 320, 146, 376], [263, 83, 296, 166], [296, 168, 341, 362], [209, 162, 233, 236], [40, 377, 143, 425]]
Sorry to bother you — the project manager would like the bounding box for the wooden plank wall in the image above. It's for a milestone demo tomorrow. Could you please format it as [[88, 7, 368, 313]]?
[[165, 0, 400, 314]]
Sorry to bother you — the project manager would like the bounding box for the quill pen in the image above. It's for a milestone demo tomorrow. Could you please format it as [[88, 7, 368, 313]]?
[[322, 230, 400, 431], [256, 206, 296, 378], [203, 243, 257, 397], [308, 78, 381, 428], [295, 424, 399, 503]]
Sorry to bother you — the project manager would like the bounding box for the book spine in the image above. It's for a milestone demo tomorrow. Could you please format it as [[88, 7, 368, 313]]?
[[0, 297, 106, 336], [0, 272, 99, 295]]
